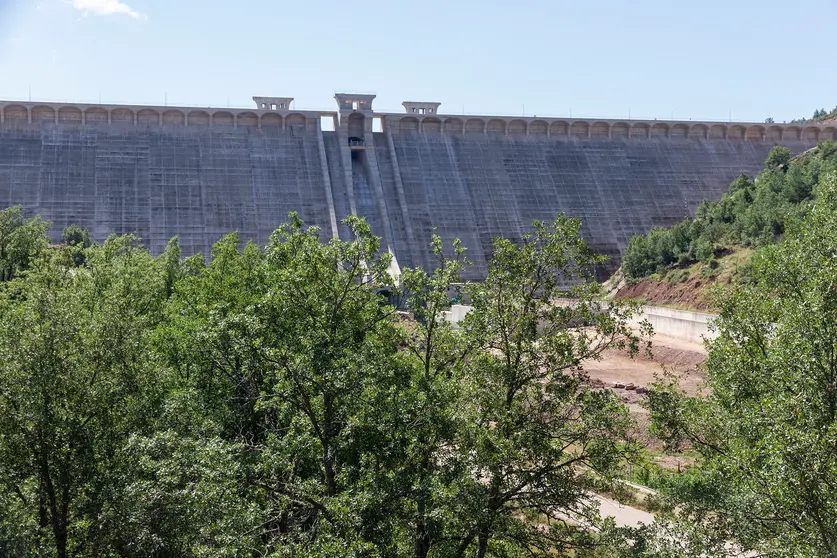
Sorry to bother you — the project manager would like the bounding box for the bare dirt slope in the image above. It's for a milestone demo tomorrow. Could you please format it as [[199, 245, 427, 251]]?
[[613, 274, 718, 312], [606, 249, 753, 312], [585, 333, 706, 399], [585, 331, 707, 461]]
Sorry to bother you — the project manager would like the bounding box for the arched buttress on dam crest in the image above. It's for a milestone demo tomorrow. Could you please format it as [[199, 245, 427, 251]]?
[[709, 125, 727, 139], [508, 119, 527, 137], [32, 105, 56, 123], [571, 121, 590, 138], [3, 104, 29, 124], [85, 107, 108, 124], [728, 125, 746, 140], [611, 122, 629, 138], [422, 117, 442, 134], [163, 110, 185, 126], [236, 112, 259, 128], [487, 119, 506, 136], [444, 118, 464, 135], [465, 118, 485, 135], [112, 108, 135, 124], [630, 123, 650, 139], [549, 121, 569, 138], [58, 106, 82, 123], [137, 109, 160, 126], [260, 113, 283, 130], [784, 126, 801, 141], [213, 111, 235, 127], [651, 123, 669, 138], [745, 125, 765, 141], [187, 111, 210, 126], [690, 124, 708, 139], [529, 120, 548, 136], [590, 122, 609, 138]]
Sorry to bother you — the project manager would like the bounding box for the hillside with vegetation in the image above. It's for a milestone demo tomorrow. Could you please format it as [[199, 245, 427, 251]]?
[[615, 140, 837, 310], [790, 105, 837, 124]]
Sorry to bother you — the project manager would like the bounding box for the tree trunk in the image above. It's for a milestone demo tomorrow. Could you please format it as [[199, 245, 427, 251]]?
[[38, 444, 68, 558], [322, 390, 337, 497], [52, 520, 68, 558], [414, 493, 430, 558], [37, 491, 49, 554], [43, 475, 67, 558], [476, 530, 489, 558], [323, 444, 337, 497]]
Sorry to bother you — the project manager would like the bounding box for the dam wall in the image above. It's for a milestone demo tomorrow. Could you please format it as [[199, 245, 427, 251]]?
[[0, 95, 832, 278], [633, 305, 718, 345]]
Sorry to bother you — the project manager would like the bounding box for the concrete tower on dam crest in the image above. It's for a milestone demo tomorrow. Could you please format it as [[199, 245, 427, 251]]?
[[0, 93, 833, 279]]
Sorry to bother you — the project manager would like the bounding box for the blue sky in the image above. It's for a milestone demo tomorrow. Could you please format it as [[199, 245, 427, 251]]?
[[0, 0, 835, 122]]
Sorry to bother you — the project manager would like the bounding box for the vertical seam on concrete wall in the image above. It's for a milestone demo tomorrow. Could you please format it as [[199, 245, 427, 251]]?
[[444, 138, 486, 272], [385, 128, 420, 271], [315, 119, 341, 240], [362, 137, 397, 261], [336, 121, 358, 217], [196, 134, 208, 254]]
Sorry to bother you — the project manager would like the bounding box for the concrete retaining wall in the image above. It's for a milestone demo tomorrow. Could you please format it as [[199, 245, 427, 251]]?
[[443, 302, 718, 346], [440, 304, 472, 326], [636, 306, 718, 345]]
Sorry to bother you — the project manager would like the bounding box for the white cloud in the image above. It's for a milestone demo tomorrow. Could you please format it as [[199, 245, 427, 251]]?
[[70, 0, 143, 19]]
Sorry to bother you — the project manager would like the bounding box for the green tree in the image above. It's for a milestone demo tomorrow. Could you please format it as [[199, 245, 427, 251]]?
[[159, 214, 405, 555], [62, 225, 92, 266], [107, 432, 262, 557], [623, 233, 655, 279], [448, 216, 649, 557], [396, 235, 471, 558], [0, 236, 168, 557], [764, 145, 791, 171], [0, 206, 50, 281], [254, 214, 402, 554], [61, 224, 90, 248], [623, 142, 837, 280], [644, 173, 837, 556], [158, 235, 181, 299], [159, 231, 269, 443]]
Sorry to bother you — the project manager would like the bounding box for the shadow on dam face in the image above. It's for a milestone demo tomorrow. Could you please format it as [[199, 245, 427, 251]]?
[[0, 98, 827, 280]]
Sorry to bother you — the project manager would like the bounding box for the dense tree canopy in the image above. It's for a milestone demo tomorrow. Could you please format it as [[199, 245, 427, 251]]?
[[0, 212, 648, 557]]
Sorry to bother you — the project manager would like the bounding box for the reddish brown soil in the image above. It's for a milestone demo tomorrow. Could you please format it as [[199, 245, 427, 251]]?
[[585, 333, 706, 398], [613, 275, 720, 312], [584, 333, 706, 458]]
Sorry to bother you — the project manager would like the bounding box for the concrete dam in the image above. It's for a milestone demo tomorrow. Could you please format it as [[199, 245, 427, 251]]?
[[0, 93, 832, 279]]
